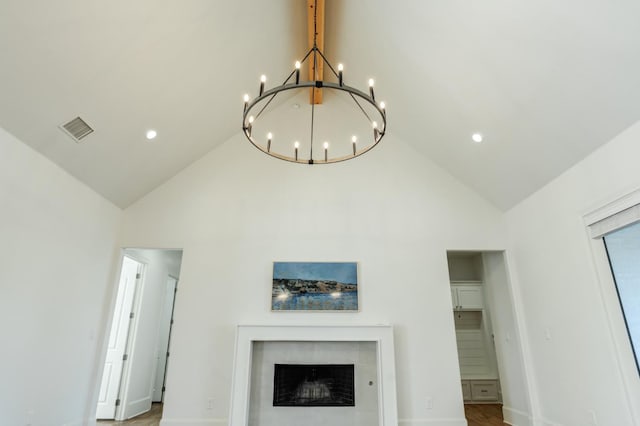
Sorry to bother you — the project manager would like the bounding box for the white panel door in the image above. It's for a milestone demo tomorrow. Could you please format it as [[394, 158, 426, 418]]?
[[96, 256, 140, 419]]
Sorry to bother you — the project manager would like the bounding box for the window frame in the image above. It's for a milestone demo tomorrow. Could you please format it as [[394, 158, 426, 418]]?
[[584, 188, 640, 424]]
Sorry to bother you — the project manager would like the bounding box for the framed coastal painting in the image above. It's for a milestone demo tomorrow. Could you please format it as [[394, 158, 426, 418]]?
[[271, 262, 358, 311]]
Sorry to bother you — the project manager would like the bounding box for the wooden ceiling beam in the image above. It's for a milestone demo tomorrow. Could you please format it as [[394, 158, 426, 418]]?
[[307, 0, 324, 104]]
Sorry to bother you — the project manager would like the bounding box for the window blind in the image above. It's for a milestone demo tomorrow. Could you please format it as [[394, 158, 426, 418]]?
[[585, 188, 640, 239], [589, 204, 640, 238]]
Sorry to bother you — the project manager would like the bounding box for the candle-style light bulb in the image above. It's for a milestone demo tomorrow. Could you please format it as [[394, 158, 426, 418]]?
[[323, 141, 329, 162], [372, 121, 380, 140], [295, 61, 301, 85], [259, 75, 266, 96], [267, 132, 273, 152], [247, 116, 254, 136], [294, 141, 300, 161], [368, 78, 375, 100], [338, 63, 344, 86], [243, 94, 250, 111], [351, 135, 357, 155]]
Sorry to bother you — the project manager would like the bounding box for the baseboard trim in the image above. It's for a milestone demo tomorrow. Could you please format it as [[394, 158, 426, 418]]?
[[537, 418, 564, 426], [398, 418, 467, 426], [503, 406, 533, 426], [62, 419, 84, 426], [160, 418, 227, 426], [156, 415, 556, 426]]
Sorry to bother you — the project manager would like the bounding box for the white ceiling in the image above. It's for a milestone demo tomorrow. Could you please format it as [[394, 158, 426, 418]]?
[[1, 0, 639, 210]]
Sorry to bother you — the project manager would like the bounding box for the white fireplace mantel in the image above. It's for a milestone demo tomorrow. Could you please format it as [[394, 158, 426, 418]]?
[[228, 325, 399, 426]]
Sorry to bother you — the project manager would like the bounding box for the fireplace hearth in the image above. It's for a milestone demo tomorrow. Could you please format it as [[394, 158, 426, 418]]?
[[273, 364, 355, 407]]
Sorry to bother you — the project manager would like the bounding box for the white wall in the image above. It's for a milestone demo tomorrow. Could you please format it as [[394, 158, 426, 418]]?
[[121, 128, 508, 425], [505, 120, 640, 425], [0, 127, 122, 426]]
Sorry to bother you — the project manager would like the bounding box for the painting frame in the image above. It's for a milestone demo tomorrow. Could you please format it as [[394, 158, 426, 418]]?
[[271, 261, 359, 312]]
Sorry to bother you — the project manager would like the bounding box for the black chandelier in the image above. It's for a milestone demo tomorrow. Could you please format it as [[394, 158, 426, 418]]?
[[241, 1, 387, 165]]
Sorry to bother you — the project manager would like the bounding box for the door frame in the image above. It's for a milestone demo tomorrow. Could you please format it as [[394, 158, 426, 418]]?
[[446, 249, 538, 425], [486, 250, 540, 423], [91, 248, 185, 423]]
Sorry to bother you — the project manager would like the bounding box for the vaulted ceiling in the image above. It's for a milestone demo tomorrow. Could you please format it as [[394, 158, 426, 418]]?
[[2, 0, 639, 209]]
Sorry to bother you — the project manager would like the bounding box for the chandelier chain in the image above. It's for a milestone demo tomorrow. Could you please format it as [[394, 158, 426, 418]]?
[[309, 0, 319, 159]]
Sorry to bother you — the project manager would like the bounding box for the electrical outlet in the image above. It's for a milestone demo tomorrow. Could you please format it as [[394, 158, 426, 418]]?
[[425, 397, 433, 410], [207, 398, 215, 410]]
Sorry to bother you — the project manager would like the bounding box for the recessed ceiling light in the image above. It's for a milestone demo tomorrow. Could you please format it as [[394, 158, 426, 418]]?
[[146, 129, 157, 140], [472, 133, 483, 143]]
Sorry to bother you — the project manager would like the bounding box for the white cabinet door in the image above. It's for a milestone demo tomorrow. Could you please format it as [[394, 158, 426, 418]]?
[[457, 286, 483, 309], [451, 283, 483, 310]]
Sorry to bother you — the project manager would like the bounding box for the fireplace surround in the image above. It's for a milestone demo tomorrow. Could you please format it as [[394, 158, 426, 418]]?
[[229, 325, 398, 426]]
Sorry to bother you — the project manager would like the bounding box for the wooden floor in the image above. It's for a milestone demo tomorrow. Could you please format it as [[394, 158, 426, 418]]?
[[465, 404, 508, 426], [97, 403, 162, 426]]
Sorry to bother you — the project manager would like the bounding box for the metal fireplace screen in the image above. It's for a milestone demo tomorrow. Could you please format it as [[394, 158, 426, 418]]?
[[273, 364, 355, 407]]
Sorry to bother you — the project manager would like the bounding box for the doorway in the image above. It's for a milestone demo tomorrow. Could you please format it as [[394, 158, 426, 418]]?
[[447, 250, 532, 425], [96, 248, 183, 421]]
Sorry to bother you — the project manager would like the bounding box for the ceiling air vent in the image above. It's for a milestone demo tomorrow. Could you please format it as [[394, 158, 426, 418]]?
[[60, 116, 94, 142]]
